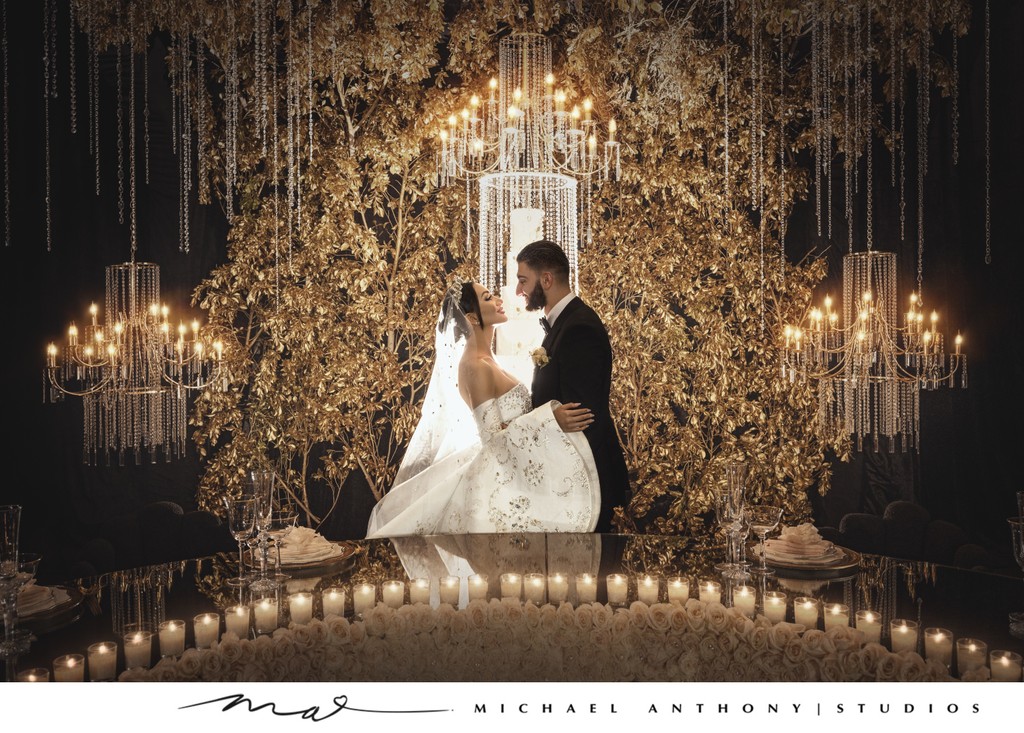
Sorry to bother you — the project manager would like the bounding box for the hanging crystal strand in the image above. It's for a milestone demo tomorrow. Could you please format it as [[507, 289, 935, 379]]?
[[825, 8, 833, 240], [778, 15, 785, 272], [91, 4, 100, 194], [889, 2, 897, 186], [86, 0, 93, 155], [722, 0, 729, 219], [951, 30, 958, 166], [116, 8, 125, 227], [812, 6, 822, 237], [43, 0, 52, 251], [843, 16, 853, 253], [2, 0, 9, 246], [749, 0, 758, 209], [68, 0, 76, 134], [196, 30, 208, 206], [184, 30, 193, 254], [898, 22, 906, 242], [257, 0, 268, 157], [916, 6, 929, 277], [143, 19, 150, 185], [224, 0, 237, 223], [865, 2, 873, 255], [271, 24, 281, 305], [284, 0, 295, 255], [852, 3, 861, 199], [129, 5, 137, 255], [307, 0, 314, 164], [983, 0, 990, 265]]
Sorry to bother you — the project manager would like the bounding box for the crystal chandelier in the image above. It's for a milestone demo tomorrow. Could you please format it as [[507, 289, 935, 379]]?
[[436, 31, 620, 293], [781, 250, 967, 452], [44, 260, 223, 466]]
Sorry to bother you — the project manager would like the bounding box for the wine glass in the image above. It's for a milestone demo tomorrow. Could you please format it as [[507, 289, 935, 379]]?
[[713, 486, 744, 577], [0, 506, 22, 634], [247, 468, 280, 593], [1009, 517, 1024, 639], [225, 498, 256, 588], [747, 505, 783, 578], [267, 507, 298, 582]]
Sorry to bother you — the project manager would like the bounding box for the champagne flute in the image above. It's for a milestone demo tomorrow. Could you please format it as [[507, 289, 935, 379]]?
[[225, 498, 256, 588], [1009, 517, 1024, 640], [747, 505, 783, 578]]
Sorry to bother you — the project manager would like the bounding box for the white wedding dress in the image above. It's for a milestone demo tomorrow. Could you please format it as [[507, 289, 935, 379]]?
[[366, 383, 601, 538]]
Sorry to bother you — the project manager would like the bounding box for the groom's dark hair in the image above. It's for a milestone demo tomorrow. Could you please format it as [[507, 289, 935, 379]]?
[[516, 240, 570, 284]]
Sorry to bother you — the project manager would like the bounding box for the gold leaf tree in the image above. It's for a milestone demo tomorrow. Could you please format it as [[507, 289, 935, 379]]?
[[73, 0, 968, 538]]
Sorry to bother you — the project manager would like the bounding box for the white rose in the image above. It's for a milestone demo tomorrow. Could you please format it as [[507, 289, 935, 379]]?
[[449, 610, 471, 641], [326, 615, 352, 643], [522, 600, 542, 628], [591, 602, 612, 628], [895, 652, 930, 682], [349, 621, 367, 644], [874, 651, 902, 681], [705, 602, 731, 634], [239, 662, 269, 682], [676, 650, 702, 680], [273, 634, 298, 665], [960, 665, 991, 682], [818, 657, 846, 682], [200, 645, 227, 679], [150, 657, 181, 681], [574, 603, 595, 630], [467, 599, 489, 628], [217, 636, 245, 665], [610, 607, 633, 634], [627, 601, 650, 630], [683, 598, 707, 633]]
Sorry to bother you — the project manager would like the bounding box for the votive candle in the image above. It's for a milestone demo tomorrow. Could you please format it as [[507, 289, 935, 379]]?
[[956, 638, 988, 677], [524, 573, 546, 604], [924, 627, 954, 668], [763, 591, 787, 623], [53, 654, 85, 682], [409, 578, 430, 605], [87, 641, 117, 681], [699, 580, 722, 604], [732, 585, 756, 617], [193, 613, 220, 649], [439, 576, 460, 606], [468, 574, 489, 601], [158, 619, 186, 657], [606, 574, 628, 604], [575, 574, 597, 604], [253, 598, 279, 633], [382, 581, 405, 609], [224, 605, 250, 636], [823, 603, 850, 630], [353, 583, 376, 614], [547, 573, 569, 604], [667, 576, 689, 603], [637, 575, 660, 605], [322, 587, 346, 617], [500, 573, 522, 599], [16, 668, 49, 682], [794, 598, 819, 628], [889, 619, 919, 653], [990, 650, 1023, 682], [289, 592, 314, 623], [123, 631, 153, 669], [855, 610, 882, 644]]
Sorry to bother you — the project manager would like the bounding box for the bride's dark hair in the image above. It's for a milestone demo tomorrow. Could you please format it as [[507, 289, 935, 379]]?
[[439, 279, 484, 342]]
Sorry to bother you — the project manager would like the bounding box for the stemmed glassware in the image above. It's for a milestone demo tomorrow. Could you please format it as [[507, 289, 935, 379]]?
[[1009, 517, 1024, 639], [225, 498, 256, 589], [748, 505, 783, 579], [713, 461, 748, 581], [248, 468, 280, 593], [0, 505, 28, 680], [267, 507, 298, 582]]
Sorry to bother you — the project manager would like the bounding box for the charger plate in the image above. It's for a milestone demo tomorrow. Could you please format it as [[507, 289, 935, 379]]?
[[764, 545, 862, 579]]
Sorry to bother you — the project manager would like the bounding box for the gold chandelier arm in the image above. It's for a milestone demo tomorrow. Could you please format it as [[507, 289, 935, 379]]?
[[45, 367, 113, 397]]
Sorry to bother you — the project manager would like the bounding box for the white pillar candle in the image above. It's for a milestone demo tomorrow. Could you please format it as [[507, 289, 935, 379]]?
[[409, 578, 430, 605], [606, 574, 628, 604], [924, 628, 953, 668], [224, 605, 250, 637], [731, 585, 756, 617], [524, 573, 546, 604], [637, 575, 660, 605], [322, 587, 346, 617], [53, 654, 85, 682], [439, 576, 460, 606], [794, 597, 819, 628], [889, 619, 919, 653], [16, 667, 49, 682], [353, 583, 376, 615], [956, 638, 987, 677], [193, 614, 220, 649], [990, 650, 1023, 682], [158, 620, 186, 657], [699, 580, 722, 604], [253, 598, 279, 633], [855, 610, 882, 644], [823, 603, 850, 630], [382, 581, 405, 609], [468, 574, 489, 601], [500, 573, 522, 599], [763, 591, 787, 623], [575, 573, 597, 604], [289, 592, 314, 624], [123, 631, 153, 669], [547, 573, 569, 604], [87, 641, 117, 681], [667, 576, 689, 604]]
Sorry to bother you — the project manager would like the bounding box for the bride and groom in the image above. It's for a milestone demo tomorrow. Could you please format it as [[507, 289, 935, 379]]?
[[366, 240, 629, 538]]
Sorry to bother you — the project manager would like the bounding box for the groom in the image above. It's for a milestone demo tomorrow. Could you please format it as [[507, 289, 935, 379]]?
[[516, 240, 630, 532]]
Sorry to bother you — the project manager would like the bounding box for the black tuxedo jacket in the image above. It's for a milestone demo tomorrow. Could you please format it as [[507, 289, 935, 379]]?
[[531, 297, 629, 532]]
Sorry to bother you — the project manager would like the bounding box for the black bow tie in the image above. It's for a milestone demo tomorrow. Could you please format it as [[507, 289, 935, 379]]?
[[539, 317, 551, 334]]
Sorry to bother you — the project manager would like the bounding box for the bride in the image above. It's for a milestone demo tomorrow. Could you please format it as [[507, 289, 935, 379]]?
[[366, 277, 601, 537]]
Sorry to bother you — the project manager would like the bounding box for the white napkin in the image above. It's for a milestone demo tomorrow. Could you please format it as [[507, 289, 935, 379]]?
[[277, 526, 343, 565], [16, 581, 69, 616], [764, 523, 840, 563]]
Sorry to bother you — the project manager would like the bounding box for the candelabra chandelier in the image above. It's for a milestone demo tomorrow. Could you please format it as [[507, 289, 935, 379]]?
[[781, 251, 967, 452], [44, 261, 223, 466], [436, 31, 620, 291]]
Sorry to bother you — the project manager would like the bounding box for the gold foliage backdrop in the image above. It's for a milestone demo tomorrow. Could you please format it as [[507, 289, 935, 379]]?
[[75, 0, 967, 539]]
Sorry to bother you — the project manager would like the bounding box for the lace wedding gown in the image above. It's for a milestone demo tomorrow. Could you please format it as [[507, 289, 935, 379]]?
[[366, 383, 600, 538]]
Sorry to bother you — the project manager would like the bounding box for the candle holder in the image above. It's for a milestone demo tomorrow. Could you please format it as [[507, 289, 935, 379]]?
[[547, 573, 569, 604], [158, 619, 186, 658], [667, 576, 689, 604], [87, 641, 118, 681], [224, 604, 251, 637], [698, 579, 722, 604], [637, 575, 660, 605], [889, 619, 919, 654], [352, 583, 376, 616], [382, 580, 405, 609], [409, 578, 430, 605], [252, 597, 280, 634], [193, 613, 220, 649], [924, 627, 954, 669], [823, 603, 850, 630], [762, 591, 787, 623], [575, 573, 597, 604], [500, 573, 522, 600], [122, 629, 153, 670], [52, 654, 85, 682], [793, 597, 819, 629], [606, 574, 628, 607], [288, 592, 314, 624], [321, 586, 347, 617], [15, 667, 49, 682], [524, 573, 546, 605], [731, 585, 756, 617], [439, 576, 461, 606], [990, 650, 1023, 682], [468, 574, 489, 602], [855, 610, 882, 644], [955, 637, 987, 677]]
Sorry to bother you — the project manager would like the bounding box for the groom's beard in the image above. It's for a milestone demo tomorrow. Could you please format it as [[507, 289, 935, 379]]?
[[523, 282, 546, 312]]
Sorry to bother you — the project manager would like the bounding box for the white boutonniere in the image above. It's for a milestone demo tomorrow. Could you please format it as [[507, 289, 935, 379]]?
[[530, 347, 549, 368]]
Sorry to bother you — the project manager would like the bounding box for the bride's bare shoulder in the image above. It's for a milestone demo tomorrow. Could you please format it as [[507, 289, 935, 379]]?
[[459, 356, 499, 408]]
